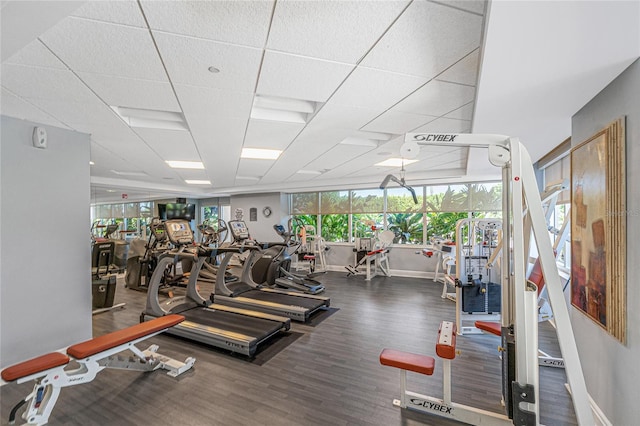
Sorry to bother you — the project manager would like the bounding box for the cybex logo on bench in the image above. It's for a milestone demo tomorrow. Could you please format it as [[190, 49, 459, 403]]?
[[410, 398, 453, 414], [413, 134, 458, 142]]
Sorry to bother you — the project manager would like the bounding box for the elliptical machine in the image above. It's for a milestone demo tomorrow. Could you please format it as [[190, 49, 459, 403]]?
[[229, 219, 325, 295]]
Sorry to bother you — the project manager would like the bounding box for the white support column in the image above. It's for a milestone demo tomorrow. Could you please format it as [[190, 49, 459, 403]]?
[[519, 148, 594, 425], [443, 359, 452, 405]]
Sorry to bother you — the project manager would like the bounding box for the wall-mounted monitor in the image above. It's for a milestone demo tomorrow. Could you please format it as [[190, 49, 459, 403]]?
[[158, 203, 196, 221]]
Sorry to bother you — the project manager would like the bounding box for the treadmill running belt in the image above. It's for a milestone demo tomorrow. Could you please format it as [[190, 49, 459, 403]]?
[[182, 308, 284, 336], [244, 290, 325, 310]]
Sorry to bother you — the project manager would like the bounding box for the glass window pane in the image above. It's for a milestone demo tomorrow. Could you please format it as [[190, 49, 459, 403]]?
[[111, 204, 124, 218], [292, 192, 318, 214], [386, 187, 423, 213], [351, 188, 384, 213], [140, 202, 153, 218], [426, 212, 469, 241], [124, 203, 139, 218], [321, 214, 348, 242], [469, 183, 502, 211], [320, 191, 349, 214], [352, 214, 384, 240], [387, 213, 424, 244], [425, 185, 468, 212]]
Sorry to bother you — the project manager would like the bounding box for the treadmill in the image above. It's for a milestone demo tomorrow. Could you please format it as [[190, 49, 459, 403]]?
[[212, 221, 330, 322], [141, 219, 291, 357]]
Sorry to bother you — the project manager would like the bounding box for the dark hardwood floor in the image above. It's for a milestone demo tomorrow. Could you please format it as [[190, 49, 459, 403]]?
[[1, 272, 577, 425]]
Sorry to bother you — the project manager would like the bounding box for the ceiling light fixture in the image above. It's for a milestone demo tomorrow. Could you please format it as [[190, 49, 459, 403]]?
[[110, 170, 149, 176], [207, 66, 220, 73], [166, 160, 205, 169], [339, 137, 379, 148], [89, 161, 95, 165], [236, 175, 262, 181], [241, 148, 282, 160], [296, 170, 322, 175], [111, 106, 188, 131], [251, 94, 320, 124], [185, 179, 211, 185], [375, 158, 418, 167]]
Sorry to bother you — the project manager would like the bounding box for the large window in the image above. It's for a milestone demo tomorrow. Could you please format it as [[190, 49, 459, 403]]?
[[91, 201, 156, 239], [290, 181, 502, 245]]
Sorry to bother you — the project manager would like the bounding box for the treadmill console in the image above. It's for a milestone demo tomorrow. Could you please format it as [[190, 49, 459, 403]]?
[[229, 220, 250, 242], [164, 219, 194, 246]]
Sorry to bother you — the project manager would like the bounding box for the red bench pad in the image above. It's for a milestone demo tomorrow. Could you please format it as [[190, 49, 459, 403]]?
[[303, 255, 316, 260], [2, 352, 70, 382], [67, 314, 184, 359], [380, 349, 435, 376], [475, 320, 501, 336], [436, 321, 457, 360]]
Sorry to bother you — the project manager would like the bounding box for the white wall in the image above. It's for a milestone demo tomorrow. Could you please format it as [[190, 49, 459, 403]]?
[[571, 59, 639, 424], [230, 193, 288, 242], [0, 116, 91, 368]]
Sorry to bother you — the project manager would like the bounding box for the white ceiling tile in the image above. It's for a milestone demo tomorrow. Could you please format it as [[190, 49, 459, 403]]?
[[69, 117, 141, 145], [257, 51, 354, 102], [1, 88, 70, 128], [309, 103, 382, 131], [243, 119, 305, 150], [72, 0, 147, 28], [3, 39, 66, 69], [135, 128, 200, 161], [447, 0, 487, 15], [411, 117, 471, 133], [444, 102, 474, 121], [1, 63, 97, 102], [268, 0, 409, 64], [304, 144, 376, 171], [40, 17, 167, 81], [176, 84, 254, 119], [393, 80, 476, 116], [28, 98, 121, 126], [329, 67, 428, 109], [78, 73, 180, 112], [153, 32, 262, 91], [141, 0, 274, 47], [360, 1, 483, 78], [361, 110, 438, 134], [174, 169, 211, 181], [436, 49, 480, 86], [237, 158, 276, 178]]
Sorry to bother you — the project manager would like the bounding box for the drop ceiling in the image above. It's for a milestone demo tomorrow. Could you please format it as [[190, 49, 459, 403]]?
[[1, 0, 638, 204]]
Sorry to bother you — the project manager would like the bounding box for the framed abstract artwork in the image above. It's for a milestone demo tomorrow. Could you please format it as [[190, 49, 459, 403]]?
[[570, 117, 626, 343]]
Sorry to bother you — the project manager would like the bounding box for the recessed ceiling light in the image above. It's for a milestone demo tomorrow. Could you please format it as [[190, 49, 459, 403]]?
[[340, 137, 379, 148], [377, 151, 392, 156], [110, 170, 149, 176], [166, 160, 204, 169], [296, 170, 322, 175], [185, 179, 211, 185], [106, 189, 116, 193], [208, 66, 220, 73], [236, 175, 261, 181], [251, 94, 320, 124], [111, 106, 188, 131], [375, 158, 419, 167], [241, 148, 282, 160]]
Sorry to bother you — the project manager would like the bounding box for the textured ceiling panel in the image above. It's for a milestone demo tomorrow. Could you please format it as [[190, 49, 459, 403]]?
[[153, 32, 262, 91], [243, 119, 305, 150], [79, 73, 180, 112], [3, 39, 66, 69], [360, 0, 483, 78], [444, 102, 474, 121], [69, 118, 141, 145], [361, 109, 437, 134], [135, 128, 201, 161], [257, 51, 353, 102], [1, 63, 97, 102], [329, 66, 428, 109], [447, 0, 487, 15], [1, 88, 69, 128], [72, 0, 146, 28], [40, 18, 167, 81], [392, 80, 476, 117], [29, 98, 122, 126], [308, 103, 382, 131], [436, 49, 480, 86], [304, 144, 376, 171], [268, 0, 409, 64], [141, 0, 274, 47], [237, 158, 277, 178], [411, 116, 471, 133], [175, 84, 253, 120]]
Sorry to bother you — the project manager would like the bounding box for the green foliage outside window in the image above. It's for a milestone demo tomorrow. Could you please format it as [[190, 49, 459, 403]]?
[[388, 213, 423, 244], [321, 214, 348, 242]]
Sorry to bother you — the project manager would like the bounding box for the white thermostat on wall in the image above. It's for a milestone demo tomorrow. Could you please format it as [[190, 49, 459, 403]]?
[[32, 126, 48, 149]]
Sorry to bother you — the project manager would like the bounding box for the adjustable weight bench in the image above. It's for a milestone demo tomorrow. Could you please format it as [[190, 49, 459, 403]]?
[[380, 321, 512, 425], [1, 314, 195, 426]]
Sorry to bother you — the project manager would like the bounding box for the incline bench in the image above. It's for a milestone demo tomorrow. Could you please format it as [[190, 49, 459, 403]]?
[[1, 314, 195, 426], [380, 321, 512, 425]]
